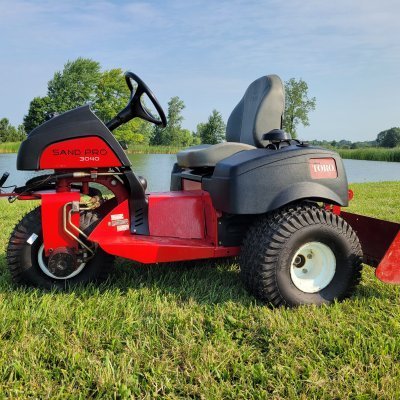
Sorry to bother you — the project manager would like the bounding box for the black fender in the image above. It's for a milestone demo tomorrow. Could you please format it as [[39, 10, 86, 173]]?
[[268, 182, 348, 211], [203, 145, 349, 214]]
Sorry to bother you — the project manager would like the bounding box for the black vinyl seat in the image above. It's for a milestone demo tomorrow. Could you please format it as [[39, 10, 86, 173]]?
[[177, 74, 285, 168], [177, 142, 256, 168]]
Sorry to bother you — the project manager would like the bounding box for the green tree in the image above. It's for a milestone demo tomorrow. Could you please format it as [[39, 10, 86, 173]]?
[[94, 68, 129, 122], [283, 78, 316, 138], [16, 124, 26, 141], [23, 96, 53, 132], [376, 127, 400, 148], [174, 129, 196, 146], [166, 96, 185, 145], [23, 60, 154, 144], [0, 118, 13, 142], [197, 110, 226, 144], [151, 124, 165, 145], [151, 96, 194, 146], [94, 68, 153, 144], [48, 58, 101, 112], [24, 58, 100, 132], [350, 142, 359, 149], [0, 118, 26, 142]]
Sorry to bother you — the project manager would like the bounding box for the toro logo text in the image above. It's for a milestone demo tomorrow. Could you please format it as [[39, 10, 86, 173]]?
[[309, 158, 338, 179]]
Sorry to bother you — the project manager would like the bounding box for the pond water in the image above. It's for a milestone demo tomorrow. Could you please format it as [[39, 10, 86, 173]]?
[[0, 153, 399, 192]]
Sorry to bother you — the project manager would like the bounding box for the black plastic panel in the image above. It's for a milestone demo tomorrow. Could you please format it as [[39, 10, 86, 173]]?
[[202, 145, 349, 214], [217, 214, 256, 246], [17, 105, 130, 170]]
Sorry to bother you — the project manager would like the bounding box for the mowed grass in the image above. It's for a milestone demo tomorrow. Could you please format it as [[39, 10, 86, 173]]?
[[0, 182, 399, 399]]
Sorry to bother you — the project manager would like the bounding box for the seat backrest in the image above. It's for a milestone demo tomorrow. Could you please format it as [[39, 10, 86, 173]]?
[[226, 75, 285, 148]]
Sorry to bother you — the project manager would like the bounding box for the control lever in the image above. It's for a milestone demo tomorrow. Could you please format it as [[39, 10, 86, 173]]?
[[0, 172, 10, 188]]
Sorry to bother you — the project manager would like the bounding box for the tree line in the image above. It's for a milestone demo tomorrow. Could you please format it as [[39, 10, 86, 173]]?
[[1, 58, 317, 145], [310, 127, 400, 149], [2, 57, 398, 148], [19, 58, 230, 147], [0, 118, 26, 142]]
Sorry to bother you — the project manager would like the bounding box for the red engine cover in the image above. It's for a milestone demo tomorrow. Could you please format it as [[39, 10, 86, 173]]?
[[40, 136, 122, 169]]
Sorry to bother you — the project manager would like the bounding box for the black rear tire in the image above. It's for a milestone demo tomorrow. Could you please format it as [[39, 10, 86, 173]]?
[[6, 207, 114, 290], [240, 202, 363, 307]]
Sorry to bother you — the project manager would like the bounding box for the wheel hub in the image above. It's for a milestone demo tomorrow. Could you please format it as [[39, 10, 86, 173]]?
[[290, 242, 336, 293], [38, 245, 86, 280], [48, 249, 77, 278]]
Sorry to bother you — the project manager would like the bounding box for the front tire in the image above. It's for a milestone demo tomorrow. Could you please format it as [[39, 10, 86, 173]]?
[[6, 207, 114, 290], [240, 202, 363, 307]]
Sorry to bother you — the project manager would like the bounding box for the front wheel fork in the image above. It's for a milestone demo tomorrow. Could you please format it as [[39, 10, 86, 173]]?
[[62, 201, 96, 261], [41, 192, 97, 264]]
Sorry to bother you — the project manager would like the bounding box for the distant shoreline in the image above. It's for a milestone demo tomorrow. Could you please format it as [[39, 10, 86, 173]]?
[[336, 147, 400, 162], [1, 142, 399, 162]]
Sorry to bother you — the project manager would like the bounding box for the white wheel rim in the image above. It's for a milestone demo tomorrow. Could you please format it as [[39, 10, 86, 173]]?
[[38, 244, 87, 280], [290, 242, 336, 293]]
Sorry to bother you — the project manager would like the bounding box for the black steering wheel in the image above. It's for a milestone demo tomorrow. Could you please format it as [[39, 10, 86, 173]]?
[[106, 72, 167, 131]]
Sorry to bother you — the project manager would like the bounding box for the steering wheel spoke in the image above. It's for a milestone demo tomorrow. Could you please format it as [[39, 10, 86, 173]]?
[[106, 72, 167, 131]]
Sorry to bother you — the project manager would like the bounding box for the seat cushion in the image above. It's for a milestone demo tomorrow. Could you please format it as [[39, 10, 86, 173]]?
[[177, 142, 255, 168]]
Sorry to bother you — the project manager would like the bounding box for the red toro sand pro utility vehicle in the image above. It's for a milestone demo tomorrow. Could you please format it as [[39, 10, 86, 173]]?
[[1, 72, 399, 307]]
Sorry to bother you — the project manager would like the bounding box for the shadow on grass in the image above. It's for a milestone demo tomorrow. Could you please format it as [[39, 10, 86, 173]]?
[[0, 253, 255, 307], [1, 254, 391, 307], [103, 258, 255, 306]]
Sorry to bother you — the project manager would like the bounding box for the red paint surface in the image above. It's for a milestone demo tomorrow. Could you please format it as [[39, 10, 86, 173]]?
[[149, 191, 205, 239], [203, 192, 218, 245], [376, 232, 400, 284], [309, 158, 338, 179], [88, 196, 239, 263], [41, 192, 80, 255], [40, 137, 122, 169], [91, 232, 239, 263], [325, 204, 341, 215], [341, 211, 400, 267]]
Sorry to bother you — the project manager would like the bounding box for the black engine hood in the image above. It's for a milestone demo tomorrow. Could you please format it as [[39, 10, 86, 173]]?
[[17, 105, 130, 170]]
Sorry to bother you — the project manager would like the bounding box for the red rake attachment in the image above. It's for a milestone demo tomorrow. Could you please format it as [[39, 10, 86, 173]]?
[[341, 212, 400, 284]]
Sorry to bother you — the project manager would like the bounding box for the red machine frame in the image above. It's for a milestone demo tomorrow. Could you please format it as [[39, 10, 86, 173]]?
[[1, 175, 398, 283]]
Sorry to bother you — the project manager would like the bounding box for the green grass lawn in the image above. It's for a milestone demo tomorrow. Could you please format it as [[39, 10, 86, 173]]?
[[0, 182, 399, 399]]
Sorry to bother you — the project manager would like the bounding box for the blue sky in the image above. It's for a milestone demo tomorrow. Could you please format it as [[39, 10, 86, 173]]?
[[0, 0, 399, 141]]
